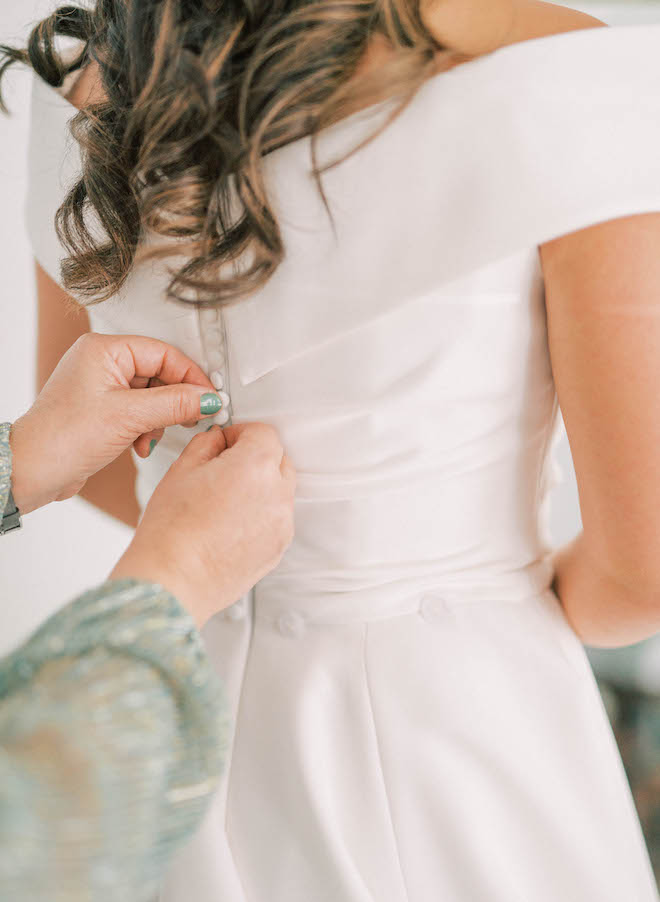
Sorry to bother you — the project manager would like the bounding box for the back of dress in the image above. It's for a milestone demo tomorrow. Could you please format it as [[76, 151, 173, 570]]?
[[27, 23, 660, 902]]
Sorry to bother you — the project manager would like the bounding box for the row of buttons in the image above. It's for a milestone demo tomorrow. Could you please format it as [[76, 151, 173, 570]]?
[[210, 370, 232, 425], [199, 305, 233, 427], [220, 598, 247, 621], [217, 594, 452, 634]]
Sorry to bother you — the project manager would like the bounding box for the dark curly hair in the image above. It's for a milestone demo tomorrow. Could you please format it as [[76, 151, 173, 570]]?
[[0, 1, 465, 307]]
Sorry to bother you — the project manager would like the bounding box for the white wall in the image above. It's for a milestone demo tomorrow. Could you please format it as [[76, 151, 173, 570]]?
[[1, 2, 660, 663], [0, 1, 131, 655]]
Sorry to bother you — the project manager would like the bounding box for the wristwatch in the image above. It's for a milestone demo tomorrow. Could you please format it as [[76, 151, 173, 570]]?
[[1, 487, 22, 536]]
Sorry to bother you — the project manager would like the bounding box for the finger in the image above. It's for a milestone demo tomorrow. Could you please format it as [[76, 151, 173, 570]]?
[[176, 425, 228, 469], [133, 428, 165, 459], [216, 423, 248, 448], [120, 384, 225, 434], [141, 377, 198, 427], [129, 375, 164, 391], [105, 335, 215, 390], [220, 422, 284, 463], [175, 388, 231, 429]]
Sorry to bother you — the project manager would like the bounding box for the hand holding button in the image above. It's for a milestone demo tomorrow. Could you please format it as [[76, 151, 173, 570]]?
[[8, 333, 224, 514], [111, 421, 297, 628]]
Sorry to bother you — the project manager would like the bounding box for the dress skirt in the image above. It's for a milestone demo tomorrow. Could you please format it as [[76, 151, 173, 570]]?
[[159, 581, 659, 902]]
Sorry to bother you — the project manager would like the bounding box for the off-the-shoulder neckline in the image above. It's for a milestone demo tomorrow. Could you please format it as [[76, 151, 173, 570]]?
[[34, 21, 660, 139]]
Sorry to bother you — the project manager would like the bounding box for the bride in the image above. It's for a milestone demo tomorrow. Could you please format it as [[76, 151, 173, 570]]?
[[3, 0, 660, 899]]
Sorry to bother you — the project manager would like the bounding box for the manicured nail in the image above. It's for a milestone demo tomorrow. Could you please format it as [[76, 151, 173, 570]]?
[[148, 439, 158, 457], [206, 424, 215, 432], [200, 392, 223, 416]]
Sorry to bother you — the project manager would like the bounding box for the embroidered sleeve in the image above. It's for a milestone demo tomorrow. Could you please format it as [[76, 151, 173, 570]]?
[[0, 423, 13, 515], [0, 578, 231, 900]]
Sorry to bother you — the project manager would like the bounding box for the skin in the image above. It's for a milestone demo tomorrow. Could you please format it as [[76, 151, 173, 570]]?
[[13, 332, 219, 513], [35, 1, 660, 645], [12, 333, 296, 628], [110, 421, 297, 629], [541, 214, 660, 647], [422, 0, 605, 53], [356, 1, 605, 76]]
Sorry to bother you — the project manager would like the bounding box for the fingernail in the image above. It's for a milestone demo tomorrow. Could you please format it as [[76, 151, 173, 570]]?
[[200, 392, 223, 416], [148, 439, 158, 457], [206, 424, 215, 432]]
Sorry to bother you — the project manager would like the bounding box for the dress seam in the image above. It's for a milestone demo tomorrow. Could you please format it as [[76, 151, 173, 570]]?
[[194, 304, 210, 375], [538, 393, 560, 519], [361, 622, 412, 902], [532, 326, 560, 531], [219, 304, 234, 413]]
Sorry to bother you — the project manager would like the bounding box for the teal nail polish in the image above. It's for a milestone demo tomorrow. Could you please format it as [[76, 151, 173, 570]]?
[[200, 392, 223, 416], [148, 439, 157, 457], [206, 425, 215, 432]]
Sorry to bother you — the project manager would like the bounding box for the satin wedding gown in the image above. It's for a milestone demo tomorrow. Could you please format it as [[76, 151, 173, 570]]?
[[26, 22, 660, 902]]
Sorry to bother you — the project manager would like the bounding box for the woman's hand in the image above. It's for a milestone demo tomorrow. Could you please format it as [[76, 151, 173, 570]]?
[[110, 423, 297, 626], [9, 333, 224, 515]]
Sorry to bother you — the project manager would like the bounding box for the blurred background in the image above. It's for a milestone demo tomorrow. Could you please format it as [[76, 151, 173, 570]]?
[[1, 0, 659, 884]]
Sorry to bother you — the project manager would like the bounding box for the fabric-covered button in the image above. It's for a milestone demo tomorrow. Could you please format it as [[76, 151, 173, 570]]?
[[200, 307, 222, 330], [213, 408, 231, 426], [419, 594, 449, 622], [277, 610, 305, 638], [210, 370, 224, 391], [223, 599, 246, 621]]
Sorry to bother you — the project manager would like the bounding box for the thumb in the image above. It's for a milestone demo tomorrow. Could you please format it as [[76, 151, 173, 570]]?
[[126, 384, 225, 433]]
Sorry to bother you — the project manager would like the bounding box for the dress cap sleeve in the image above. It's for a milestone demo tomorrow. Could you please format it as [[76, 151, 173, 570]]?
[[225, 22, 660, 384]]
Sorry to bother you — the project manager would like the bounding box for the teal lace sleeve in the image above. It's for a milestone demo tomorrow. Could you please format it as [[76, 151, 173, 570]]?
[[0, 578, 231, 901], [0, 423, 12, 514]]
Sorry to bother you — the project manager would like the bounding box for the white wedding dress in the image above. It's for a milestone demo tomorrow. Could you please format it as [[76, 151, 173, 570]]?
[[27, 22, 660, 902]]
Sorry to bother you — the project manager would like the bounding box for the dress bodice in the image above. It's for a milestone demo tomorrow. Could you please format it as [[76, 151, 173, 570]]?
[[25, 23, 660, 613]]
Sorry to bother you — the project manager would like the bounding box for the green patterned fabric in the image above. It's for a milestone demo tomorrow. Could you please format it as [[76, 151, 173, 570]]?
[[0, 424, 231, 900], [0, 423, 12, 516]]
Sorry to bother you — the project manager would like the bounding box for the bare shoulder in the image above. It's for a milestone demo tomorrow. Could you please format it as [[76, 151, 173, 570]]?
[[422, 0, 606, 56], [63, 60, 106, 111], [507, 0, 607, 43]]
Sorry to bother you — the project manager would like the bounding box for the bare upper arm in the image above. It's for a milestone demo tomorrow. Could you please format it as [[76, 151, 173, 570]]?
[[538, 212, 660, 590], [35, 261, 139, 526], [33, 63, 102, 389], [35, 261, 90, 391]]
